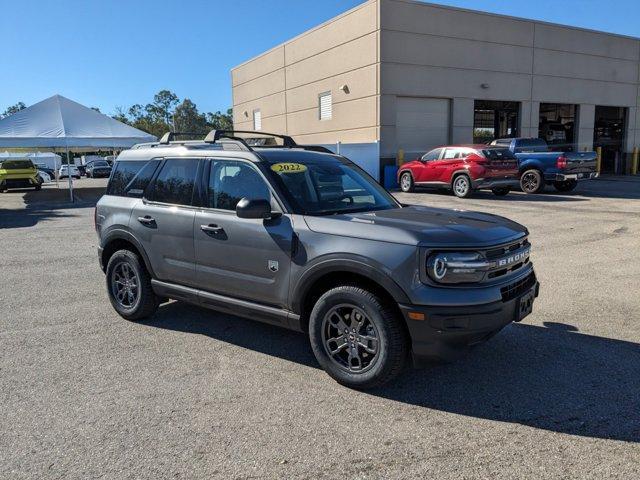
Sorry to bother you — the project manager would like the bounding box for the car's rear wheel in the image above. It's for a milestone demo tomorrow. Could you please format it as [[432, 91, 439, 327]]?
[[553, 179, 578, 192], [491, 187, 510, 196], [399, 171, 414, 192], [309, 285, 408, 389], [520, 169, 545, 194], [106, 249, 159, 321], [452, 174, 472, 198]]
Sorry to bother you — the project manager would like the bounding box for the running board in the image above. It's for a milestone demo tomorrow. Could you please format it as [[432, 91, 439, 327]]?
[[151, 279, 302, 331]]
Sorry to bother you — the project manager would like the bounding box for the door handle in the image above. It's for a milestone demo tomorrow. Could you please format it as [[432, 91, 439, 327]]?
[[200, 224, 224, 234], [137, 215, 155, 225]]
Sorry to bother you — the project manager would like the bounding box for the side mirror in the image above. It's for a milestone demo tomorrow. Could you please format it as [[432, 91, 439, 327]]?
[[236, 198, 275, 219]]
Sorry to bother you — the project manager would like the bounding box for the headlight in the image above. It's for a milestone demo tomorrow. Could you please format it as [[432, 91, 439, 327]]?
[[426, 251, 490, 284]]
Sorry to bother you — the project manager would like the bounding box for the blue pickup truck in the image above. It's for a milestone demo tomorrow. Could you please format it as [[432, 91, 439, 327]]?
[[490, 138, 598, 193]]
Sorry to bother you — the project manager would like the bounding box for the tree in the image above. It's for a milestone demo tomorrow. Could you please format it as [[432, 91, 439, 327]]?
[[174, 98, 207, 134], [150, 90, 179, 126], [2, 102, 26, 118], [206, 108, 233, 131], [110, 90, 232, 140], [112, 106, 130, 125]]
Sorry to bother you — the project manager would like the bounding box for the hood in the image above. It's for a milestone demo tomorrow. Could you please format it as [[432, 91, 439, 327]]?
[[304, 205, 527, 247]]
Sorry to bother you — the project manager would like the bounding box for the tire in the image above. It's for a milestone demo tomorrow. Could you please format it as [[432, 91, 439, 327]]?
[[452, 174, 473, 198], [399, 171, 414, 193], [520, 169, 545, 194], [491, 187, 510, 196], [34, 184, 42, 191], [309, 285, 408, 389], [553, 180, 578, 192], [106, 249, 159, 321]]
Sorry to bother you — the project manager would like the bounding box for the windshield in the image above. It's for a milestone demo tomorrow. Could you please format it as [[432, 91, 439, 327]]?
[[264, 154, 400, 215], [0, 160, 34, 170]]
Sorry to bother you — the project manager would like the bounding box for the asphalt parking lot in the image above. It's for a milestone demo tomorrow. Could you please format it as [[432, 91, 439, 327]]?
[[1, 177, 639, 479]]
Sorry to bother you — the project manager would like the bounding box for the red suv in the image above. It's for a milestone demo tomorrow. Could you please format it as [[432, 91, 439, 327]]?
[[398, 145, 520, 198]]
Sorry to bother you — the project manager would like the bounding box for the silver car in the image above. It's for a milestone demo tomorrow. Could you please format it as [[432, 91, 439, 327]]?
[[96, 130, 538, 389]]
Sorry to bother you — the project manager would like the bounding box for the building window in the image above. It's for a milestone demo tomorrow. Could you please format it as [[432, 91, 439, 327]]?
[[319, 92, 332, 120], [253, 109, 262, 130]]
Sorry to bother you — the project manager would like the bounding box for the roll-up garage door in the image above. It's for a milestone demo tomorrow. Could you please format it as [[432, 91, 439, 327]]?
[[395, 97, 450, 159]]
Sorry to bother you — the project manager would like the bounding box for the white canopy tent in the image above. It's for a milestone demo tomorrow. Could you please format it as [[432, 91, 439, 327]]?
[[0, 95, 156, 200]]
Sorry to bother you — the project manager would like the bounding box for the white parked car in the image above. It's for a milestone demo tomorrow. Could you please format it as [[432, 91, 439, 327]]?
[[37, 170, 52, 184], [59, 164, 81, 179]]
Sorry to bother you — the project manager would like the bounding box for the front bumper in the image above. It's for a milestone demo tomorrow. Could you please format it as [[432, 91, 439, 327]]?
[[546, 171, 598, 182], [472, 177, 520, 190], [399, 275, 540, 365]]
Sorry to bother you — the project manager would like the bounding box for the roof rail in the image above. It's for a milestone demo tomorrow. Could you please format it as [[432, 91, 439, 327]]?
[[158, 131, 204, 144], [204, 130, 297, 148]]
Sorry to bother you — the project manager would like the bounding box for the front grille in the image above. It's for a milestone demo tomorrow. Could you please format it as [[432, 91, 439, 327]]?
[[485, 238, 529, 260], [501, 272, 536, 302], [482, 238, 531, 280]]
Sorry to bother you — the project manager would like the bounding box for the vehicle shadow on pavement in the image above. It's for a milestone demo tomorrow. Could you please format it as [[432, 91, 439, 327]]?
[[403, 189, 588, 203], [0, 186, 105, 229], [375, 321, 640, 443], [147, 301, 318, 367], [146, 303, 639, 442]]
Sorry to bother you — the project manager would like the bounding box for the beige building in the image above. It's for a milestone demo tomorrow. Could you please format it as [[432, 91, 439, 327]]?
[[231, 0, 640, 180]]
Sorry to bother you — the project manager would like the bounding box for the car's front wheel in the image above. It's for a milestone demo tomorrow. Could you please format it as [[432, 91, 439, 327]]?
[[399, 171, 414, 192], [309, 285, 408, 389], [553, 179, 578, 192], [106, 249, 159, 321]]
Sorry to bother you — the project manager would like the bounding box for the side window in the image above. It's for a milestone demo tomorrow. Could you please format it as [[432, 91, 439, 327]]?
[[147, 159, 198, 205], [208, 160, 271, 211], [442, 148, 459, 159], [421, 148, 442, 162]]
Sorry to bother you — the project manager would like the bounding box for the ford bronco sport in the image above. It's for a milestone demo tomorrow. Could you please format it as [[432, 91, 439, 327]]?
[[96, 130, 539, 389]]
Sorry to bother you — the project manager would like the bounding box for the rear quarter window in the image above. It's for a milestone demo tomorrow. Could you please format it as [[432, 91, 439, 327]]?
[[107, 160, 160, 197]]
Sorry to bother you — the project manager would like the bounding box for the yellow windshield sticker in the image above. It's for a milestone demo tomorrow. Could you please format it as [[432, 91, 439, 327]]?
[[271, 163, 307, 173]]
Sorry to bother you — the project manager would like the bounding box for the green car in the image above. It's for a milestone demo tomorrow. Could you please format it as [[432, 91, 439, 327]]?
[[0, 159, 41, 192]]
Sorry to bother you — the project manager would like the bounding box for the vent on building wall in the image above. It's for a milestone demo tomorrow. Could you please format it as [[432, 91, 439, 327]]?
[[319, 92, 332, 120], [253, 109, 262, 130]]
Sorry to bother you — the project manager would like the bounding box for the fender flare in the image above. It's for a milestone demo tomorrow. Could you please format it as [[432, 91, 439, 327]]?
[[450, 168, 472, 186], [518, 159, 545, 175], [100, 228, 155, 277], [290, 254, 411, 315]]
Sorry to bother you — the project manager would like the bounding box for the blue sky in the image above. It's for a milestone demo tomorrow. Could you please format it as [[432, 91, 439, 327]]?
[[2, 0, 639, 116]]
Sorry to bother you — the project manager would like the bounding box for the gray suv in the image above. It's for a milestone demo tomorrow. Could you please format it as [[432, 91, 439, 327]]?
[[96, 130, 539, 389]]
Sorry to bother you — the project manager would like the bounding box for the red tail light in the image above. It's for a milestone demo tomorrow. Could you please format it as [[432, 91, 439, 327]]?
[[556, 155, 567, 169]]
